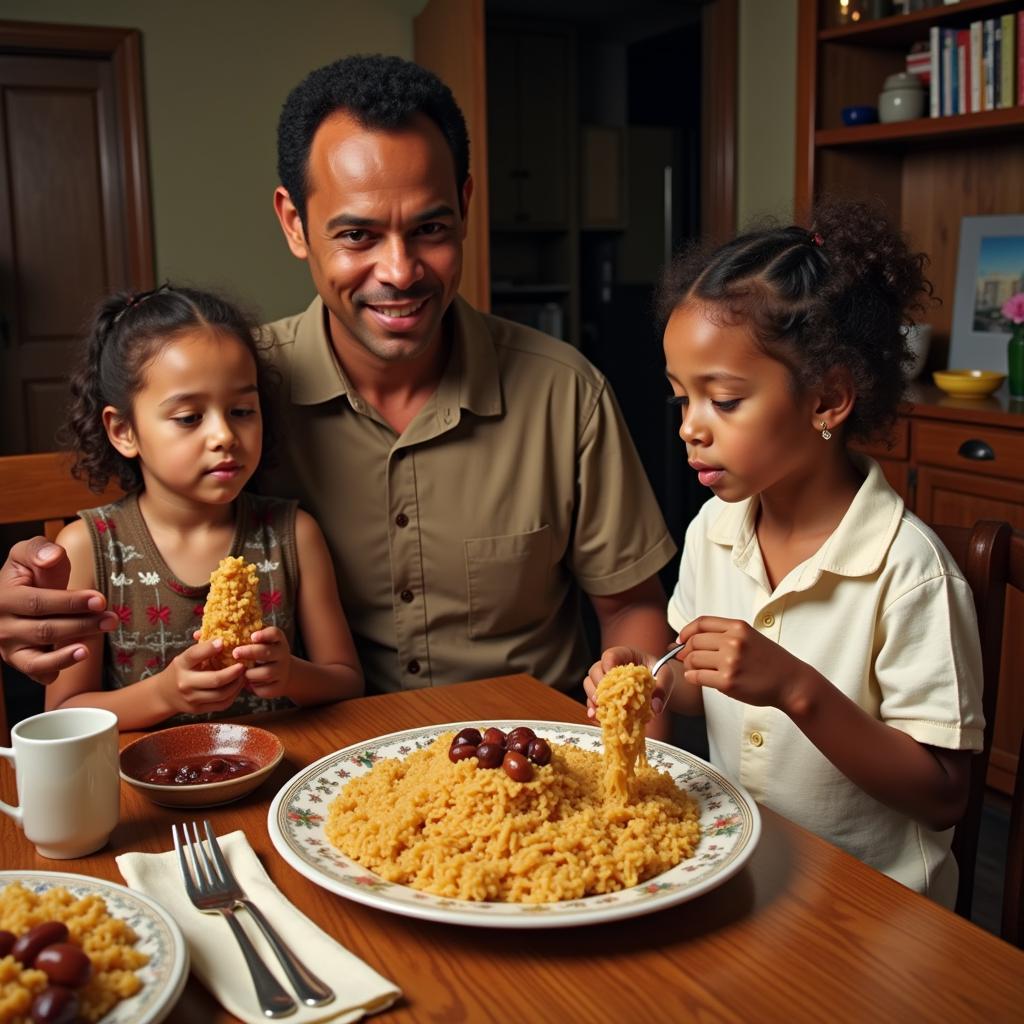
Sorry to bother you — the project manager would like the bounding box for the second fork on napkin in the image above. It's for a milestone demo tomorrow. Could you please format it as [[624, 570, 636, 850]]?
[[117, 830, 400, 1024]]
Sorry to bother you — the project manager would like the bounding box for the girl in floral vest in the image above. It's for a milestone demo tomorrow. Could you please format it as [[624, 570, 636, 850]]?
[[46, 285, 363, 728]]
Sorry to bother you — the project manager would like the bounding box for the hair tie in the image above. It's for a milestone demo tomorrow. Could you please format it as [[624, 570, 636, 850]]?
[[112, 282, 172, 324], [810, 231, 824, 248]]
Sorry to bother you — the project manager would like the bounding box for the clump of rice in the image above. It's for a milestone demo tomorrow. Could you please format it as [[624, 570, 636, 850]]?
[[596, 663, 656, 803], [325, 665, 698, 903], [0, 883, 148, 1023], [199, 555, 262, 668]]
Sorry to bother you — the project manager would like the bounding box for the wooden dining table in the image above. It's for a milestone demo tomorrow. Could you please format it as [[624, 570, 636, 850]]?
[[2, 674, 1022, 1022]]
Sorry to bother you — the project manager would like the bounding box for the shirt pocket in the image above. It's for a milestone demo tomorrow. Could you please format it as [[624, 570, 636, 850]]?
[[464, 525, 552, 639]]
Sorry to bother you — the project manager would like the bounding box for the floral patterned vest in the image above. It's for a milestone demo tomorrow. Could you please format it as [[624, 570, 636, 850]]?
[[79, 490, 299, 721]]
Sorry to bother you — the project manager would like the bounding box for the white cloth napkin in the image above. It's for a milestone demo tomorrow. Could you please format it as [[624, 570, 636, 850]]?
[[117, 831, 400, 1023]]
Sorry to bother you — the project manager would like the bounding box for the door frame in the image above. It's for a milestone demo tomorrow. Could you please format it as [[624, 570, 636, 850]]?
[[701, 0, 738, 243], [0, 20, 155, 289]]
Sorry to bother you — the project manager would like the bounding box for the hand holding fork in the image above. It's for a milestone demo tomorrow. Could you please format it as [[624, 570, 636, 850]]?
[[173, 820, 335, 1019]]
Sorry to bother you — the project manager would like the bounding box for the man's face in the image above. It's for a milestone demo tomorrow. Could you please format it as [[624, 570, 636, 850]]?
[[276, 111, 471, 365]]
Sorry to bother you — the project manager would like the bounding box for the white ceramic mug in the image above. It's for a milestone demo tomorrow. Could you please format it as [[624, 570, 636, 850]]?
[[0, 707, 120, 858]]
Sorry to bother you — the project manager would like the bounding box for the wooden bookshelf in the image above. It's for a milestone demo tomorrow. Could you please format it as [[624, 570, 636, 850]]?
[[796, 0, 1024, 358]]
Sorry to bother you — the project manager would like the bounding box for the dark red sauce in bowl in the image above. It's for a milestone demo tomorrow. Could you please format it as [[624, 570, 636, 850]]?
[[141, 754, 260, 786]]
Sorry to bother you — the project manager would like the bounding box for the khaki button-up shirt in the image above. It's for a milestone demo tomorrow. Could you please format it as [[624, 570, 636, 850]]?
[[263, 296, 676, 693]]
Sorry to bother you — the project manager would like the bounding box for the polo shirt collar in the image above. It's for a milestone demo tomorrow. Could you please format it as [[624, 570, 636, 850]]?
[[287, 294, 501, 417], [289, 296, 351, 406], [706, 454, 904, 592]]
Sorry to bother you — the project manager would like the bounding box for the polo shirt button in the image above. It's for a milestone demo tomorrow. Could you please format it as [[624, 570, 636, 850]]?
[[407, 659, 421, 674], [762, 614, 775, 627], [395, 513, 409, 528], [750, 731, 764, 747], [400, 589, 414, 603]]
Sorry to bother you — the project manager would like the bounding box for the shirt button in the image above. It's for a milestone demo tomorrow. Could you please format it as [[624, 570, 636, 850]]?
[[750, 731, 764, 747], [395, 513, 409, 528], [400, 589, 414, 603], [407, 659, 421, 674], [761, 614, 775, 627]]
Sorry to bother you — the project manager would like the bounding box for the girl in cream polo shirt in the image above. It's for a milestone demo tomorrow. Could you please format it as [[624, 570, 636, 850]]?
[[584, 199, 983, 908]]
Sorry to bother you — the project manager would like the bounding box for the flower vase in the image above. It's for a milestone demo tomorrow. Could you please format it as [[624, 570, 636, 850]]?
[[1009, 325, 1024, 399]]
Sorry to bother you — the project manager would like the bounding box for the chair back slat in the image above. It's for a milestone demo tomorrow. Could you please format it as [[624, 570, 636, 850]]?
[[933, 521, 1010, 922], [0, 452, 122, 744]]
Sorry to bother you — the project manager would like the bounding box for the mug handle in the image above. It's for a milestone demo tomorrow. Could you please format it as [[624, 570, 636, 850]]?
[[0, 747, 22, 823]]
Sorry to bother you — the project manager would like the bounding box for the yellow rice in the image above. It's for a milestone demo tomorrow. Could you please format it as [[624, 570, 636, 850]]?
[[325, 663, 699, 903]]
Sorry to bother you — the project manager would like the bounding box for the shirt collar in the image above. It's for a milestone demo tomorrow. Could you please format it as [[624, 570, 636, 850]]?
[[706, 454, 904, 592], [287, 294, 501, 417]]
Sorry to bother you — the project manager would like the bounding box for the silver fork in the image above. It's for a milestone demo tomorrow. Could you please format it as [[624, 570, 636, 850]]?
[[651, 642, 686, 705], [191, 821, 334, 1008], [175, 822, 301, 1018]]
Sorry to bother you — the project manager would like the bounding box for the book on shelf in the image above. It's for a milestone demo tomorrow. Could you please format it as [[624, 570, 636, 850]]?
[[999, 13, 1014, 109], [929, 25, 941, 116], [970, 21, 981, 113]]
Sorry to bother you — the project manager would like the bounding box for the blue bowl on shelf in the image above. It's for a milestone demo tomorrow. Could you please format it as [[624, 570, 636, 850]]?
[[841, 105, 879, 126]]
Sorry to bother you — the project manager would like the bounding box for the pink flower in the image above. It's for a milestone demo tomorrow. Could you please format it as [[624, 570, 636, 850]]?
[[1002, 292, 1024, 325]]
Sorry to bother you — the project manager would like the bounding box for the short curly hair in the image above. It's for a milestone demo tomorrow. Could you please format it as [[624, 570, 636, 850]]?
[[655, 197, 933, 443], [277, 54, 470, 228], [58, 285, 279, 493]]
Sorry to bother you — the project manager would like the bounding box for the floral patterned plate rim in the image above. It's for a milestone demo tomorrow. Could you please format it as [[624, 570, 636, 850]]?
[[0, 870, 189, 1023], [267, 720, 761, 929]]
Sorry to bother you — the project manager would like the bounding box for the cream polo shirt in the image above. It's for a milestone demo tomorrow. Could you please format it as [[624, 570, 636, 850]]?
[[667, 456, 983, 907], [263, 295, 676, 694]]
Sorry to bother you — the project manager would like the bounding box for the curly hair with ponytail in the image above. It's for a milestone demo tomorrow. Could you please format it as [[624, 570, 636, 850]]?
[[58, 285, 278, 493], [655, 197, 933, 443]]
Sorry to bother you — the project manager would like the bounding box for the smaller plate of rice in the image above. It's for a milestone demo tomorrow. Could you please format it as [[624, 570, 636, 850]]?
[[267, 721, 760, 928], [0, 871, 188, 1023]]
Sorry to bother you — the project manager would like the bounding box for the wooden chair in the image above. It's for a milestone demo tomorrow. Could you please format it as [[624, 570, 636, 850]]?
[[1005, 727, 1024, 948], [0, 452, 121, 744], [932, 521, 1021, 928]]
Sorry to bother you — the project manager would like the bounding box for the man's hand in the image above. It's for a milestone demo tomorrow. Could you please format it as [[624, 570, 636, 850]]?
[[0, 537, 118, 684]]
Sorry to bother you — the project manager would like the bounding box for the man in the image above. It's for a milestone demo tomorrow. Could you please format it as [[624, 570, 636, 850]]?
[[0, 55, 675, 722]]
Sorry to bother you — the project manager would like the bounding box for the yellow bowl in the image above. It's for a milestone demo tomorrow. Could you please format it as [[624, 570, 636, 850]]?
[[932, 369, 1006, 398]]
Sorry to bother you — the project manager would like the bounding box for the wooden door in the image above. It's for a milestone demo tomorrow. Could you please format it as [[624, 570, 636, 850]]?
[[917, 465, 1024, 795], [414, 0, 490, 313], [0, 22, 153, 456]]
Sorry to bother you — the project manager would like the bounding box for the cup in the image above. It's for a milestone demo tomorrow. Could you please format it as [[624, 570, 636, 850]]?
[[0, 708, 119, 858]]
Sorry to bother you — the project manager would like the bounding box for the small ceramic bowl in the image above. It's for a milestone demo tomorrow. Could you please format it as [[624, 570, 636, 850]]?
[[932, 369, 1007, 398], [841, 105, 878, 126], [120, 722, 285, 808]]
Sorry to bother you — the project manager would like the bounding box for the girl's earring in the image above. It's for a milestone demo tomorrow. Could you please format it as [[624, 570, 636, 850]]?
[[819, 420, 832, 441]]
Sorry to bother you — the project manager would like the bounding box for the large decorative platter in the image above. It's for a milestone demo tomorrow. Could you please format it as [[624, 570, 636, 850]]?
[[267, 720, 760, 929], [0, 870, 189, 1023]]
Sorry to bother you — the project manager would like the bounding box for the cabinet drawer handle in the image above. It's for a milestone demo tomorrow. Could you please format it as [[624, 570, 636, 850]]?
[[957, 439, 995, 461]]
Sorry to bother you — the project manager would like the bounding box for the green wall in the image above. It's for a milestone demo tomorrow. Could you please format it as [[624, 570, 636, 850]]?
[[737, 0, 797, 228], [0, 0, 422, 319]]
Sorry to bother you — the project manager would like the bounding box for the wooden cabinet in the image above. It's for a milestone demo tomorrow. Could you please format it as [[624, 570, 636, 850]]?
[[795, 0, 1024, 370], [855, 385, 1024, 793], [486, 25, 573, 228]]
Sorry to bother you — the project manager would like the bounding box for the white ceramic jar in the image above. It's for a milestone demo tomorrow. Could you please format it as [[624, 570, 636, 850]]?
[[878, 71, 925, 123]]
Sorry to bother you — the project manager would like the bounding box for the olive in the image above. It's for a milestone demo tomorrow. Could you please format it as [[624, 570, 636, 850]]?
[[34, 943, 92, 988], [502, 750, 533, 782], [30, 985, 80, 1024], [453, 728, 482, 747], [482, 727, 506, 748], [448, 743, 478, 764], [506, 727, 536, 754], [11, 921, 68, 966], [0, 929, 15, 957], [473, 742, 504, 769], [526, 737, 552, 766]]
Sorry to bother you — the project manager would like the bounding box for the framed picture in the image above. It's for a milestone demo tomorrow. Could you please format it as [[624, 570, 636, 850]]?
[[949, 215, 1024, 371]]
